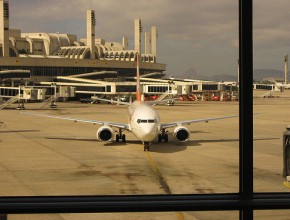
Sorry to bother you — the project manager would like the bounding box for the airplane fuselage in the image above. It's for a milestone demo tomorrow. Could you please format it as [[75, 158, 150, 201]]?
[[128, 101, 160, 142]]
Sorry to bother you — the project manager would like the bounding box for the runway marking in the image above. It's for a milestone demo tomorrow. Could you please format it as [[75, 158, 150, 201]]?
[[145, 151, 170, 193], [0, 122, 5, 128], [146, 151, 161, 176], [283, 181, 290, 189], [145, 151, 184, 220], [177, 211, 184, 220]]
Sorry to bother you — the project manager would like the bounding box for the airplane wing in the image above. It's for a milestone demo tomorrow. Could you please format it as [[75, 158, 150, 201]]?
[[160, 114, 238, 129], [92, 97, 131, 106], [92, 97, 177, 106], [147, 98, 179, 106], [20, 112, 130, 130]]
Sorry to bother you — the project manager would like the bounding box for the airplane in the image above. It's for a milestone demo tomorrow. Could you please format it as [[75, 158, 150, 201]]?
[[268, 79, 290, 89], [21, 54, 238, 151]]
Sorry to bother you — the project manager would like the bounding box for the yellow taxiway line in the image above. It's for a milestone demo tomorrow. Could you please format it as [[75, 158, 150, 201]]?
[[283, 181, 290, 189], [145, 151, 184, 220]]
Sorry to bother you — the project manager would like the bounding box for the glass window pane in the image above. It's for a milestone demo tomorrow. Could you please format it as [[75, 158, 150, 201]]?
[[253, 0, 290, 192], [1, 1, 238, 197], [254, 210, 290, 220], [10, 211, 239, 220], [1, 101, 239, 195]]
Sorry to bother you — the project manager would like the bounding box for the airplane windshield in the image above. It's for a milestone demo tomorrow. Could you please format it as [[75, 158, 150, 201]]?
[[137, 119, 156, 123]]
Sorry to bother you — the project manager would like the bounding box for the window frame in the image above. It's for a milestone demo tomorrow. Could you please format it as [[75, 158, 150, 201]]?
[[0, 1, 290, 220]]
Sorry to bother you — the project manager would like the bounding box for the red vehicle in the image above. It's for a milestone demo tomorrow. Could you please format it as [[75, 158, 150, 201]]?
[[213, 96, 220, 101], [179, 95, 195, 101], [149, 95, 159, 100], [187, 95, 195, 101]]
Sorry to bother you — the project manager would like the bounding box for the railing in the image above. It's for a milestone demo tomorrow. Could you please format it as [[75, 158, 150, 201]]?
[[0, 95, 20, 110], [38, 95, 58, 108]]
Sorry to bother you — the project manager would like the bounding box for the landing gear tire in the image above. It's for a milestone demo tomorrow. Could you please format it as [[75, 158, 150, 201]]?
[[116, 134, 120, 142], [158, 133, 168, 143], [158, 134, 162, 143], [121, 134, 126, 143], [164, 134, 168, 142], [144, 142, 150, 151], [116, 130, 126, 143]]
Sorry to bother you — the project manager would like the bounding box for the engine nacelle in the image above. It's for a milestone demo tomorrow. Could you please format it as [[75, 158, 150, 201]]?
[[96, 126, 114, 141], [173, 126, 190, 142]]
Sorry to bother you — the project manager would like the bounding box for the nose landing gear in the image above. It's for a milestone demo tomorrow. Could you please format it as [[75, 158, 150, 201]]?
[[144, 142, 151, 151]]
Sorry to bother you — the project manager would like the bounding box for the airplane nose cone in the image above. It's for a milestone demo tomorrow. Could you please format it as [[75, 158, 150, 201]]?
[[141, 126, 158, 141]]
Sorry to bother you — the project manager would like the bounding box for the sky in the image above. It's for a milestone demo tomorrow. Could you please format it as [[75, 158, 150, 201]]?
[[8, 0, 290, 78]]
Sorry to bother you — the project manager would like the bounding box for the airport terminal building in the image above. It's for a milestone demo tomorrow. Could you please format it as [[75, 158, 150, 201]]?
[[0, 0, 241, 105], [0, 0, 166, 85]]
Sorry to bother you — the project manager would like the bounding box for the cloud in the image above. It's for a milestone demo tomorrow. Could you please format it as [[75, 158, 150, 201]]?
[[9, 0, 238, 43], [7, 0, 290, 76], [254, 27, 290, 49], [253, 0, 290, 49]]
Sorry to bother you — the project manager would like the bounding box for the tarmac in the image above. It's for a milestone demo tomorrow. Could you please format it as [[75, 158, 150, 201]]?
[[1, 93, 290, 219]]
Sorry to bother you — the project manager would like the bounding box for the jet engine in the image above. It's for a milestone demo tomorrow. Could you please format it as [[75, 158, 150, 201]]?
[[173, 126, 190, 142], [96, 126, 114, 141]]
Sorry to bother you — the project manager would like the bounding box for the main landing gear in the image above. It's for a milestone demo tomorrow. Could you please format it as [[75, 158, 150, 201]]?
[[116, 129, 126, 143], [158, 129, 169, 143]]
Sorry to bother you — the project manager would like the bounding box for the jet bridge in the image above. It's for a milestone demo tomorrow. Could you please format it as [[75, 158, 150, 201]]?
[[0, 86, 23, 110], [39, 76, 182, 102], [65, 71, 117, 79], [0, 70, 30, 80], [0, 85, 76, 110]]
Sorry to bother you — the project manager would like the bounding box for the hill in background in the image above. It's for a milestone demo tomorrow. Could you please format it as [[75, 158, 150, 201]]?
[[167, 68, 285, 82]]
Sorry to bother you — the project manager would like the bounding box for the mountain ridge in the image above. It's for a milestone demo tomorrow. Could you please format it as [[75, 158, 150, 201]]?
[[167, 68, 285, 82]]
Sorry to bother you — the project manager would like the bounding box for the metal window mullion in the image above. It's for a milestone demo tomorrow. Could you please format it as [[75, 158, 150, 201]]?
[[239, 0, 253, 219]]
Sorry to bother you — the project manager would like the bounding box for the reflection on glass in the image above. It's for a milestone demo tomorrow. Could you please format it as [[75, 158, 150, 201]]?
[[10, 211, 239, 220], [254, 210, 290, 220], [253, 0, 290, 192], [0, 0, 240, 197]]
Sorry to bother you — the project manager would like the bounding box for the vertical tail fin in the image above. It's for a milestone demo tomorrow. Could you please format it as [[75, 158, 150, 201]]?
[[136, 53, 141, 102]]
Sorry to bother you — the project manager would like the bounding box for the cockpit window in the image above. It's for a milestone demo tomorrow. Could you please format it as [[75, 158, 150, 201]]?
[[137, 119, 156, 123]]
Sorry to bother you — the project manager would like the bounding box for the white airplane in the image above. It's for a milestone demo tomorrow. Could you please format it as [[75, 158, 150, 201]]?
[[269, 79, 290, 89], [21, 55, 238, 151], [21, 99, 238, 151]]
